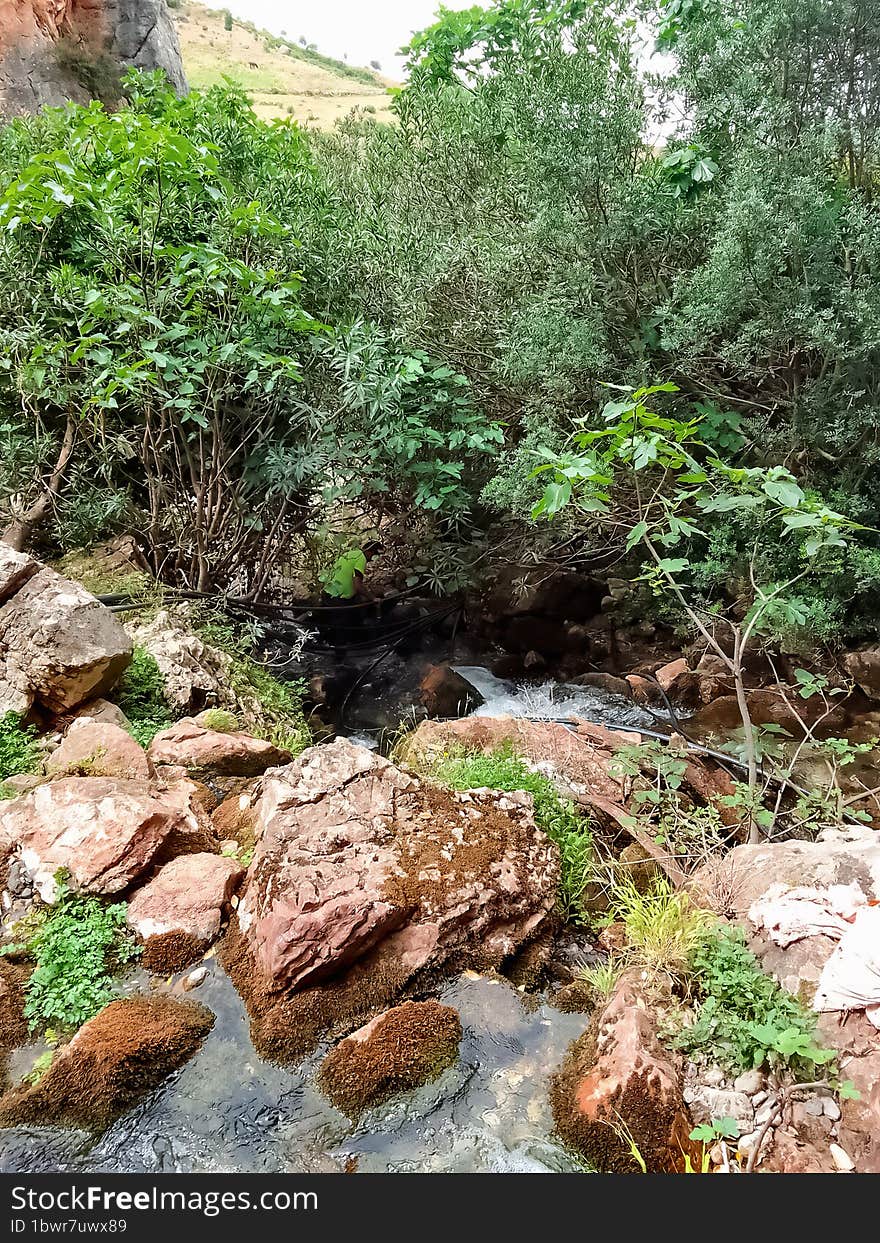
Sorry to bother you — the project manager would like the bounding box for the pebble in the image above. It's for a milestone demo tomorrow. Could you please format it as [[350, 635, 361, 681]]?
[[754, 1104, 777, 1127], [733, 1070, 764, 1095], [823, 1098, 841, 1121], [830, 1143, 855, 1172], [182, 966, 208, 991], [751, 1090, 768, 1108]]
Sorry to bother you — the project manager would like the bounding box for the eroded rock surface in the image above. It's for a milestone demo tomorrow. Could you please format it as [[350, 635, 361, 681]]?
[[223, 738, 559, 1059], [148, 718, 289, 776], [0, 776, 196, 901], [127, 851, 243, 972], [551, 973, 697, 1173]]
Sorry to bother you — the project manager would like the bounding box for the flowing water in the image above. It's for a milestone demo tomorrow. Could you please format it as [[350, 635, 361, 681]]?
[[0, 969, 588, 1174], [453, 665, 664, 732]]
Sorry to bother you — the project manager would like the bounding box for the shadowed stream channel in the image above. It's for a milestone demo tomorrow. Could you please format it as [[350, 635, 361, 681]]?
[[0, 969, 590, 1174]]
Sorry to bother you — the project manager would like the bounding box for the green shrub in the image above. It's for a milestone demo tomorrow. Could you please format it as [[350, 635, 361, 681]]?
[[672, 925, 837, 1079], [2, 875, 140, 1032], [0, 713, 40, 781], [426, 745, 593, 923], [113, 648, 172, 747], [197, 709, 239, 733]]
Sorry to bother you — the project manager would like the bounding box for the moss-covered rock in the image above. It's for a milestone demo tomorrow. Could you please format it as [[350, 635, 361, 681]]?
[[0, 995, 213, 1131], [318, 1000, 462, 1115]]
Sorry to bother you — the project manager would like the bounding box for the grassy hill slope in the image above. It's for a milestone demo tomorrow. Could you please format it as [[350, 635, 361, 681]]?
[[173, 2, 395, 126]]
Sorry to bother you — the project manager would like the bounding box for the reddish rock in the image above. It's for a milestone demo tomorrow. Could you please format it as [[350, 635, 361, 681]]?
[[0, 543, 37, 603], [127, 852, 244, 971], [68, 698, 132, 730], [0, 550, 132, 716], [551, 973, 697, 1173], [148, 719, 290, 776], [625, 674, 665, 706], [0, 996, 212, 1131], [691, 689, 846, 737], [319, 1000, 462, 1114], [0, 776, 197, 901], [419, 664, 483, 717], [224, 738, 558, 1059], [47, 719, 153, 781], [655, 658, 688, 692]]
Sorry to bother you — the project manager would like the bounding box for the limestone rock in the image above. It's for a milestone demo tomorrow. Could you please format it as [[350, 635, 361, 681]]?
[[0, 0, 186, 117], [127, 851, 243, 972], [47, 719, 153, 781], [0, 548, 132, 716]]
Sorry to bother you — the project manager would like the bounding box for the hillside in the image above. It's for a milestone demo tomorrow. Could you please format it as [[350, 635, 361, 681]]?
[[172, 2, 395, 126]]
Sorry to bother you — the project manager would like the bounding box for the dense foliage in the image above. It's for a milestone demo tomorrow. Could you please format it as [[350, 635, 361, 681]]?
[[0, 0, 878, 644]]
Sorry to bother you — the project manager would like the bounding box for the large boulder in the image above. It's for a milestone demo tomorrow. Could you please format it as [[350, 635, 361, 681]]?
[[551, 973, 698, 1173], [126, 610, 244, 717], [127, 851, 244, 972], [319, 1000, 462, 1115], [0, 545, 132, 716], [0, 776, 197, 901], [0, 996, 212, 1131], [223, 738, 559, 1059], [148, 718, 290, 777]]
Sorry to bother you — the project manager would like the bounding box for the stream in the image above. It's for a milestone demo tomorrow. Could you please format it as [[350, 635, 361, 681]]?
[[0, 969, 589, 1174]]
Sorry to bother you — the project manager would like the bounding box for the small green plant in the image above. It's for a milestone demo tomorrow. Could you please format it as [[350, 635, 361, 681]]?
[[114, 647, 173, 747], [0, 712, 40, 782], [22, 1049, 54, 1086], [223, 9, 233, 31], [611, 873, 710, 980], [2, 874, 141, 1032], [672, 925, 837, 1079], [578, 956, 624, 1000], [426, 745, 594, 922]]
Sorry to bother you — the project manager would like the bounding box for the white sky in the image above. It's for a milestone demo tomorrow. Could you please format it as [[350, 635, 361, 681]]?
[[199, 0, 473, 78]]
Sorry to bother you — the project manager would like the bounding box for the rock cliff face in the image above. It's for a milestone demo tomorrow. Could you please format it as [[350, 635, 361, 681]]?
[[0, 0, 186, 115]]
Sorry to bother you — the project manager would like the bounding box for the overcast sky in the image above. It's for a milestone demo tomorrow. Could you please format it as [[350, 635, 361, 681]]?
[[200, 0, 472, 77]]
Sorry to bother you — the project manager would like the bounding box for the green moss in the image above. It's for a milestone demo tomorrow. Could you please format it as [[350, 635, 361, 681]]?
[[197, 708, 239, 733], [423, 744, 593, 923], [0, 713, 40, 782]]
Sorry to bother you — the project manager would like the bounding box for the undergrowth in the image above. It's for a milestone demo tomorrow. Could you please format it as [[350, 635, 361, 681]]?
[[424, 745, 593, 922], [670, 924, 838, 1080], [1, 875, 140, 1032], [0, 712, 40, 782], [194, 609, 311, 756], [113, 647, 173, 747]]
